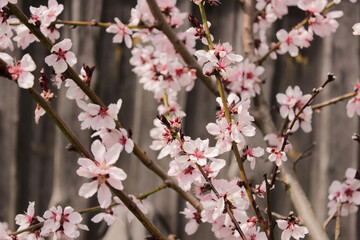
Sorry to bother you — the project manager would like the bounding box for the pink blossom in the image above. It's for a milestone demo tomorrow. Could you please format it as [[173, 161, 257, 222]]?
[[76, 140, 127, 208], [13, 24, 39, 49], [77, 99, 122, 130], [29, 5, 48, 24], [15, 202, 44, 240], [180, 202, 201, 235], [276, 29, 301, 57], [180, 138, 219, 167], [45, 38, 77, 74], [277, 217, 309, 240], [41, 24, 62, 43], [0, 9, 12, 36], [241, 225, 267, 240], [91, 207, 121, 226], [267, 147, 287, 166], [297, 0, 326, 13], [168, 161, 203, 190], [15, 202, 42, 230], [34, 105, 46, 124], [1, 53, 36, 89], [0, 0, 17, 9], [106, 17, 133, 48], [309, 11, 343, 37], [200, 179, 249, 238], [276, 86, 313, 133], [42, 0, 64, 27], [0, 32, 14, 51], [226, 58, 264, 98], [92, 128, 134, 153], [264, 133, 292, 152], [0, 222, 11, 240], [346, 92, 360, 117], [328, 168, 360, 217], [243, 146, 264, 169], [206, 118, 233, 154], [42, 206, 88, 238], [195, 42, 243, 77], [353, 23, 360, 35], [253, 179, 273, 198]]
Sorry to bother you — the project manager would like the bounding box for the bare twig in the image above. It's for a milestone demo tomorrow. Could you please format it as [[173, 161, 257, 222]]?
[[323, 210, 336, 229], [137, 183, 168, 200], [311, 91, 357, 111], [293, 142, 315, 170]]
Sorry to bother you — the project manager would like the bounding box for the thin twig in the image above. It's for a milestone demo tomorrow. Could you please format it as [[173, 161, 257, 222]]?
[[311, 91, 357, 111], [323, 210, 337, 229], [137, 183, 168, 200], [334, 202, 341, 240]]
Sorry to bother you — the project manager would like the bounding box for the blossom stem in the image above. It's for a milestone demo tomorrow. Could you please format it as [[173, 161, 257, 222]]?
[[334, 202, 341, 240], [198, 2, 213, 49], [311, 91, 357, 110], [54, 20, 149, 29], [197, 1, 269, 233], [137, 183, 168, 200], [323, 209, 337, 229], [162, 88, 170, 120], [256, 1, 336, 64]]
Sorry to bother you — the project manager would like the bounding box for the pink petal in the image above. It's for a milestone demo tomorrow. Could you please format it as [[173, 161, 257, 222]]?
[[97, 184, 112, 208], [79, 180, 98, 198]]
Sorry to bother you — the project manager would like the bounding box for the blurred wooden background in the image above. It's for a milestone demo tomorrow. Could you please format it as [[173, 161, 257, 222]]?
[[0, 0, 359, 239]]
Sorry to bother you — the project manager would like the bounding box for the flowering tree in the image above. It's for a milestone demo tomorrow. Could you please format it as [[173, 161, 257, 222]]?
[[0, 0, 359, 240]]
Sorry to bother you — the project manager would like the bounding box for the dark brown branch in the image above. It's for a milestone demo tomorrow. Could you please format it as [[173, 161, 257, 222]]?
[[264, 174, 275, 240]]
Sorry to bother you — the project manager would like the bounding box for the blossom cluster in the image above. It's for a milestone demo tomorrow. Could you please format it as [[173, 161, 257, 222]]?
[[6, 202, 88, 240], [328, 168, 360, 217], [276, 86, 313, 133]]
